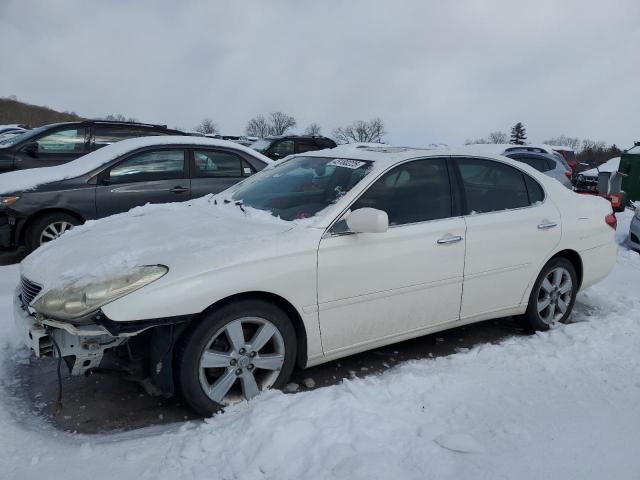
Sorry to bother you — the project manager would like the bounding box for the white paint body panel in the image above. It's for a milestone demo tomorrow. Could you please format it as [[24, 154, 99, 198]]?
[[20, 148, 617, 368]]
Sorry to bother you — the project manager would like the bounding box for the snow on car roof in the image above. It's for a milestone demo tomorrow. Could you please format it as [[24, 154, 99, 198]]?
[[580, 157, 620, 178], [0, 136, 272, 195]]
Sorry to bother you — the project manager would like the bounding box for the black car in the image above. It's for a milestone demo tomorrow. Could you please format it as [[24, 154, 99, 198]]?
[[0, 120, 186, 172], [250, 135, 336, 160], [0, 137, 270, 251]]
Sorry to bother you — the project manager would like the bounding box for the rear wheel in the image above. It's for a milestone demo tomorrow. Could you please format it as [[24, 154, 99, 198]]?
[[176, 299, 297, 416], [521, 257, 578, 331], [25, 212, 81, 252]]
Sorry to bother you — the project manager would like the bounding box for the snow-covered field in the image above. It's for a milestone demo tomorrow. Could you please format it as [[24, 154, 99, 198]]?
[[1, 212, 639, 480]]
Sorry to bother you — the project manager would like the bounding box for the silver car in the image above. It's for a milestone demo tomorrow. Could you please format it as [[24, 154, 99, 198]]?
[[503, 151, 572, 188], [629, 207, 640, 252]]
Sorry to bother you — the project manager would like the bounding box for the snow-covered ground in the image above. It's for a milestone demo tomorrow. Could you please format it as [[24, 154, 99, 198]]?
[[1, 212, 639, 480]]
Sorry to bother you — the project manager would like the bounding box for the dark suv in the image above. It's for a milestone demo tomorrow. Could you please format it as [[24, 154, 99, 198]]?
[[250, 135, 336, 160], [0, 120, 185, 172]]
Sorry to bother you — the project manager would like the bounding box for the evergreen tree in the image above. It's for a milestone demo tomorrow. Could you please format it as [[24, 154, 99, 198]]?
[[510, 122, 527, 145]]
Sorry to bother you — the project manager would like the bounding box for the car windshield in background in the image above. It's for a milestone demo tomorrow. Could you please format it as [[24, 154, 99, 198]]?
[[232, 156, 373, 220], [0, 125, 48, 146], [250, 138, 272, 153]]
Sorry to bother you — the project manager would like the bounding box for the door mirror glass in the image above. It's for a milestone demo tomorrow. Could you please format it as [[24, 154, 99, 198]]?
[[346, 208, 388, 233]]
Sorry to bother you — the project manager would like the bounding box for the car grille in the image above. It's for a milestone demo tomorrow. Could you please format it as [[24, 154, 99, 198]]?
[[20, 276, 43, 306]]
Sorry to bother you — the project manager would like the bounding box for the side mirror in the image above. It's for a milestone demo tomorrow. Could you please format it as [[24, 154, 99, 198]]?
[[346, 208, 388, 234], [23, 142, 38, 157]]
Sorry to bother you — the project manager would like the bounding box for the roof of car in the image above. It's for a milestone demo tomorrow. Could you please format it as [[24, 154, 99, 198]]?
[[34, 120, 183, 131], [264, 135, 332, 140]]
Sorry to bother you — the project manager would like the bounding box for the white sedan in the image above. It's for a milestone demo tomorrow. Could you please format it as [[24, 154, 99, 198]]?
[[14, 147, 617, 415]]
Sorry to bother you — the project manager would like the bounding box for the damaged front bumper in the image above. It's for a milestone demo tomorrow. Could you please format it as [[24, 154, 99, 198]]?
[[13, 287, 126, 375]]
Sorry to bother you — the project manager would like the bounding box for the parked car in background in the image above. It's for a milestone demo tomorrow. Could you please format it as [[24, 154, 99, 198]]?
[[573, 157, 626, 212], [629, 206, 640, 252], [206, 134, 254, 147], [548, 145, 579, 171], [14, 147, 616, 415], [0, 124, 29, 135], [503, 151, 572, 188], [0, 120, 185, 172], [250, 135, 337, 160], [0, 136, 270, 251]]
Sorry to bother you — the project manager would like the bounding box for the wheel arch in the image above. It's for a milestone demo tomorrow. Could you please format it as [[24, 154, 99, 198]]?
[[185, 291, 309, 369], [19, 208, 85, 244], [550, 249, 583, 289]]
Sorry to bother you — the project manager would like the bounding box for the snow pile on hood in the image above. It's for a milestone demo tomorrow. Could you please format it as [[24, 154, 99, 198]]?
[[1, 211, 640, 479], [20, 195, 305, 291], [580, 157, 620, 178], [0, 136, 271, 195]]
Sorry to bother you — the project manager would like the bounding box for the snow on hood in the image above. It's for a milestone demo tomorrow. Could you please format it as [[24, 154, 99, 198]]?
[[20, 196, 304, 292], [580, 157, 620, 178], [0, 136, 271, 196]]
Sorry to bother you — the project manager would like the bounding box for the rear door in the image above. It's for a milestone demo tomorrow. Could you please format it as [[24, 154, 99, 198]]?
[[95, 148, 190, 217], [454, 156, 561, 319], [189, 149, 251, 198]]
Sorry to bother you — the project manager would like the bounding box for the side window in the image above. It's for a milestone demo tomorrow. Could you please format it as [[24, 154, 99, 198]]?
[[351, 158, 452, 226], [457, 158, 530, 213], [36, 128, 87, 153], [297, 140, 318, 153], [525, 175, 545, 204], [242, 160, 257, 176], [108, 150, 185, 184], [93, 127, 166, 150], [511, 155, 551, 172], [271, 139, 294, 156], [193, 150, 242, 177]]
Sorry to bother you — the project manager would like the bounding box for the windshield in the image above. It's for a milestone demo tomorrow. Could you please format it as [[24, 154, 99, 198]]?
[[0, 125, 49, 147], [232, 156, 374, 221], [250, 138, 273, 153]]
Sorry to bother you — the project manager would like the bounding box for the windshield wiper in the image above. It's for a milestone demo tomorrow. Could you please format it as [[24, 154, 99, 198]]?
[[223, 198, 245, 213]]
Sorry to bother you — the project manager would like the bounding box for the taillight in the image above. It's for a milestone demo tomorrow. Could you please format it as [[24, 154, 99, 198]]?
[[605, 213, 617, 230], [610, 194, 622, 209], [564, 171, 572, 179]]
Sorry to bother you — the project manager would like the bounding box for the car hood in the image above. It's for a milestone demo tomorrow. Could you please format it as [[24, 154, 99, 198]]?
[[20, 197, 312, 293]]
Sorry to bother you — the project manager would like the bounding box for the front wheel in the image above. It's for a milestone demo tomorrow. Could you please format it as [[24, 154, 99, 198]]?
[[25, 212, 81, 252], [176, 300, 297, 416], [520, 258, 578, 331]]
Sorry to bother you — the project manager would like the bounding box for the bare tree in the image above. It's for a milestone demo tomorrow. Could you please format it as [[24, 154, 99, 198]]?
[[543, 135, 581, 151], [304, 123, 322, 136], [245, 114, 271, 138], [268, 111, 297, 135], [488, 131, 508, 143], [193, 118, 218, 135], [333, 117, 386, 144], [103, 113, 138, 122]]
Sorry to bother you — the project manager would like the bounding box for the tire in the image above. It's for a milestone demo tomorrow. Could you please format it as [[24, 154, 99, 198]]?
[[25, 212, 81, 252], [176, 299, 297, 416], [520, 257, 578, 332]]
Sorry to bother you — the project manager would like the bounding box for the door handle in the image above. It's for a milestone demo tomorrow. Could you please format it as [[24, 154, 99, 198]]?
[[537, 222, 558, 230], [169, 186, 188, 194], [437, 235, 463, 245]]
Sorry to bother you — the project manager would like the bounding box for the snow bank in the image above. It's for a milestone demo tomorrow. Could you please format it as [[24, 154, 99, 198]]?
[[0, 136, 271, 195], [0, 212, 639, 479]]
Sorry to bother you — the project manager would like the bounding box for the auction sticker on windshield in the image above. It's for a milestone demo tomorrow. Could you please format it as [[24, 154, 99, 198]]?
[[328, 158, 367, 169]]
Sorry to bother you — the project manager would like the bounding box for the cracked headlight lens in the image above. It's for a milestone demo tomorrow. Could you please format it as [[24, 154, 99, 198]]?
[[33, 265, 168, 321]]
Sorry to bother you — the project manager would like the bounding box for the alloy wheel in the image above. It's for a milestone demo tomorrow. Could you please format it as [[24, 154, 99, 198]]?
[[40, 221, 74, 245], [536, 266, 573, 325], [198, 317, 285, 405]]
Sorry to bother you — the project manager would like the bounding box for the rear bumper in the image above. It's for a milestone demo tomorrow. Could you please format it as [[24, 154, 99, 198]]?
[[580, 241, 617, 290]]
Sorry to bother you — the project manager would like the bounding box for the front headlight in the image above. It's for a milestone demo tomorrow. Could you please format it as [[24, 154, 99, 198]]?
[[33, 265, 168, 321], [0, 196, 20, 206]]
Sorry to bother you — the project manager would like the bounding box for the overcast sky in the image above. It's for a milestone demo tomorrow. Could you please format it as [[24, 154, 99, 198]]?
[[1, 0, 638, 147]]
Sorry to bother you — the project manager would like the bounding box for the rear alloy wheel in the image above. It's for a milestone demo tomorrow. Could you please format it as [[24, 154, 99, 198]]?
[[521, 258, 578, 331], [25, 212, 81, 252], [177, 300, 297, 416]]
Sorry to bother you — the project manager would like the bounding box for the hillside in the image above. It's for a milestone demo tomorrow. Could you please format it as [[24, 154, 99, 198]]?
[[0, 97, 85, 127]]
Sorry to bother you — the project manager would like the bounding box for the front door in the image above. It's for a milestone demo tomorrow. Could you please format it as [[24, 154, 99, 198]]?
[[317, 157, 466, 355], [95, 148, 190, 217], [453, 156, 562, 319]]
